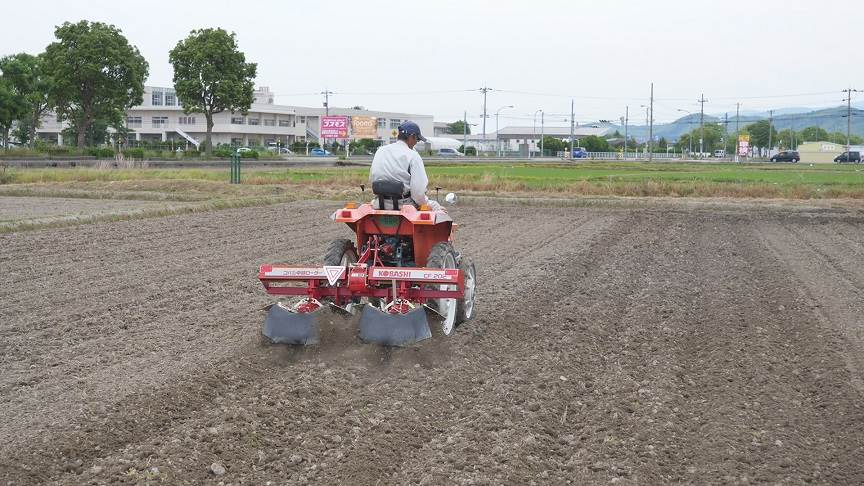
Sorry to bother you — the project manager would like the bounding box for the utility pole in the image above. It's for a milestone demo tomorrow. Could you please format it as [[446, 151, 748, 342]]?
[[541, 110, 545, 157], [624, 105, 629, 157], [724, 112, 728, 156], [463, 110, 468, 154], [842, 87, 860, 153], [698, 93, 707, 158], [768, 110, 773, 157], [648, 82, 654, 161], [570, 99, 575, 160], [321, 89, 334, 149], [479, 85, 492, 153], [735, 102, 740, 162]]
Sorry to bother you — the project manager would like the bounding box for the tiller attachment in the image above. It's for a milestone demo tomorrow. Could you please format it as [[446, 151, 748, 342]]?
[[263, 301, 323, 345], [258, 253, 464, 346], [359, 302, 432, 346]]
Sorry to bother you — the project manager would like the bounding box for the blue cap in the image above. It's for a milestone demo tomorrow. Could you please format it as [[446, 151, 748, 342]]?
[[398, 121, 427, 142]]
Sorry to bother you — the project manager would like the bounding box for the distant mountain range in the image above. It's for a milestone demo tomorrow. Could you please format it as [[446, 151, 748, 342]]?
[[598, 105, 864, 142]]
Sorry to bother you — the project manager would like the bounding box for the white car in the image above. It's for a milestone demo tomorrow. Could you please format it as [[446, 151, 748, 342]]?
[[438, 148, 464, 157]]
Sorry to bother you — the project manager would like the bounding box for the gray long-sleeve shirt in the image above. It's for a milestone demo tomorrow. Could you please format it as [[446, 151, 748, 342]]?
[[368, 140, 429, 205]]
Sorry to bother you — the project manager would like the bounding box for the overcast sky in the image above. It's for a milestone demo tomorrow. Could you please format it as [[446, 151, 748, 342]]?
[[4, 0, 862, 129]]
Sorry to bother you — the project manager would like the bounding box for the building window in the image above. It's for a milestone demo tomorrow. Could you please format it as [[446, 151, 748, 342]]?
[[165, 92, 176, 106], [230, 116, 245, 125], [231, 137, 243, 146], [264, 119, 275, 127], [299, 116, 306, 123], [278, 119, 291, 127], [390, 119, 401, 129], [248, 118, 260, 126], [126, 116, 142, 127], [152, 91, 163, 106], [152, 116, 168, 128], [178, 116, 196, 125], [377, 118, 386, 128]]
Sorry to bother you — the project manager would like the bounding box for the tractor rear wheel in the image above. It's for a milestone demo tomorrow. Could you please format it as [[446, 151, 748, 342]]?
[[455, 256, 476, 324], [323, 238, 358, 312], [426, 242, 458, 336]]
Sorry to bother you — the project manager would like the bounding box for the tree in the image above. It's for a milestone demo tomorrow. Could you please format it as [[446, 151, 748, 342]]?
[[61, 116, 114, 147], [776, 129, 797, 149], [0, 78, 27, 148], [675, 125, 724, 153], [349, 138, 377, 155], [43, 21, 148, 147], [827, 131, 863, 145], [540, 136, 566, 154], [798, 126, 829, 142], [743, 120, 777, 149], [170, 28, 257, 155], [459, 145, 476, 156], [581, 135, 610, 152], [0, 53, 53, 147], [447, 120, 470, 135]]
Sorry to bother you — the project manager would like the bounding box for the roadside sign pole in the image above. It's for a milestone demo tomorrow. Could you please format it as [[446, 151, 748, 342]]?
[[230, 150, 241, 184]]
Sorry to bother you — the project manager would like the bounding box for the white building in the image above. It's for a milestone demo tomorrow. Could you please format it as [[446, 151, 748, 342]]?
[[443, 125, 612, 154], [36, 86, 434, 148]]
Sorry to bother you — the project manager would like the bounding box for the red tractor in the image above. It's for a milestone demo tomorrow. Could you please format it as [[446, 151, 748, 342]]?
[[258, 181, 477, 345]]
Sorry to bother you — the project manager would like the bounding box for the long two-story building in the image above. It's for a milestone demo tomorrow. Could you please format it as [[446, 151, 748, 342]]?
[[36, 86, 434, 149]]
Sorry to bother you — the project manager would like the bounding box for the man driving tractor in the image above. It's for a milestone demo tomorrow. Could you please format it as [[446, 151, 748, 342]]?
[[369, 121, 442, 211]]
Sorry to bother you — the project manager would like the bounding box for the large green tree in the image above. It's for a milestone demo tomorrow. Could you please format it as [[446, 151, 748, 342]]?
[[447, 120, 470, 135], [169, 28, 257, 155], [581, 135, 610, 152], [676, 124, 725, 153], [0, 78, 27, 148], [798, 126, 829, 142], [0, 53, 53, 147], [43, 21, 148, 147], [743, 120, 778, 149], [540, 136, 566, 154]]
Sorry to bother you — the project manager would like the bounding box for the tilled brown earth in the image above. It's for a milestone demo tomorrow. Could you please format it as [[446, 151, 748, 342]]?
[[1, 200, 863, 485]]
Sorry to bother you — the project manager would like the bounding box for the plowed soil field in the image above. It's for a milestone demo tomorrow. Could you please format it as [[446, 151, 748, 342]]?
[[2, 199, 864, 485]]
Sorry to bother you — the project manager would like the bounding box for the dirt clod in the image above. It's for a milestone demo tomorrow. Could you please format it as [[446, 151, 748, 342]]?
[[209, 462, 226, 476]]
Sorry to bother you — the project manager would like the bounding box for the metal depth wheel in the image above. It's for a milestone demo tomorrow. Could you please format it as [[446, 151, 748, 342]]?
[[456, 256, 476, 324], [323, 238, 358, 313], [425, 242, 458, 336]]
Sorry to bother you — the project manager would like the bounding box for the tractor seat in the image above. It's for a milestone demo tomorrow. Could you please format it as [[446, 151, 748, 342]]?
[[372, 180, 409, 210]]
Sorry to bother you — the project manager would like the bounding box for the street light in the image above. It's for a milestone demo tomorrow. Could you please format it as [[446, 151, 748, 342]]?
[[677, 109, 693, 158], [533, 109, 543, 158], [495, 105, 514, 157]]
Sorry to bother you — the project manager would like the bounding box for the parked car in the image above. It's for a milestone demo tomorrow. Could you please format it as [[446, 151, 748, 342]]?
[[268, 147, 293, 154], [236, 147, 253, 153], [267, 143, 293, 155], [834, 151, 861, 163], [571, 147, 589, 158], [713, 149, 726, 158], [770, 151, 800, 163], [437, 148, 464, 157], [310, 148, 332, 156]]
